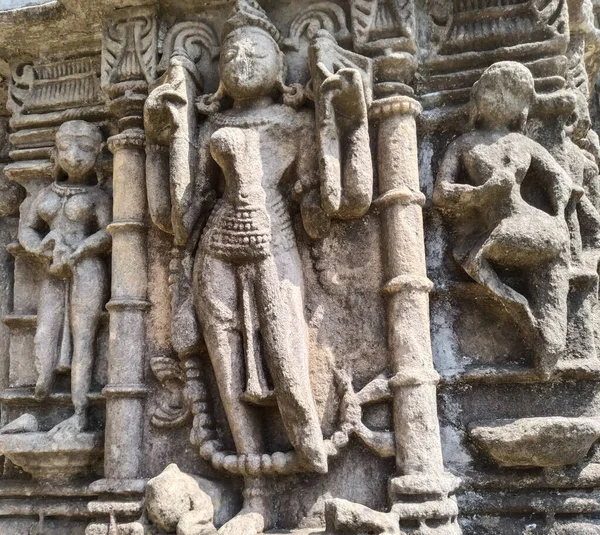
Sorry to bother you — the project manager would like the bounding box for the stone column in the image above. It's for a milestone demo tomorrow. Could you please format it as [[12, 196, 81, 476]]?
[[92, 5, 156, 495], [371, 95, 461, 533], [103, 129, 149, 483]]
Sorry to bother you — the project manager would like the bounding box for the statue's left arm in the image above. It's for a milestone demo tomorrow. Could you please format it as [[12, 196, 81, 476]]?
[[315, 63, 373, 219]]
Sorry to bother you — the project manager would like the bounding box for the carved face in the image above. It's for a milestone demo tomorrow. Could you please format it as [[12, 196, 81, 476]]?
[[471, 62, 534, 131], [55, 121, 102, 180], [219, 28, 283, 100]]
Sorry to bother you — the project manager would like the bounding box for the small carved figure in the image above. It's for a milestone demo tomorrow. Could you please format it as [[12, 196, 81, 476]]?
[[18, 120, 111, 434], [85, 464, 217, 535], [144, 1, 372, 532], [533, 88, 600, 361], [434, 62, 576, 372], [111, 464, 217, 535]]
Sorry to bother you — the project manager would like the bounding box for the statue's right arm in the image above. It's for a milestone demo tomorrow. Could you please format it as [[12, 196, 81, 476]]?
[[433, 138, 477, 209], [181, 121, 218, 242], [146, 143, 173, 235], [145, 80, 181, 235], [18, 190, 48, 257]]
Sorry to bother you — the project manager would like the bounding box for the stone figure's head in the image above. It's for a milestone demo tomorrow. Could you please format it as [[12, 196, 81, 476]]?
[[54, 120, 103, 182], [218, 0, 286, 100], [470, 62, 535, 132]]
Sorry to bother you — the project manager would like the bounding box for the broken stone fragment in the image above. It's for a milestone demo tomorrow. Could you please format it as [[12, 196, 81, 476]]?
[[146, 464, 217, 534], [469, 417, 600, 468]]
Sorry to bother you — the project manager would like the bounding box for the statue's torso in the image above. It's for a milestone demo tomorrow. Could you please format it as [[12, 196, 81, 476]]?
[[37, 183, 104, 249], [201, 105, 313, 264]]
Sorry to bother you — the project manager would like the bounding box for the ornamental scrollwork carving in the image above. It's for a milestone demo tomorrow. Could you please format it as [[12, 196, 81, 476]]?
[[283, 2, 351, 51], [101, 7, 157, 97]]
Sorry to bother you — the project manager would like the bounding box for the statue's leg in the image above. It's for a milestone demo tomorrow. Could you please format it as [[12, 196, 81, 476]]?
[[195, 253, 270, 534], [253, 255, 327, 474], [50, 258, 107, 435], [72, 258, 107, 428], [34, 275, 65, 400], [463, 238, 538, 338], [529, 258, 570, 372], [194, 253, 264, 455]]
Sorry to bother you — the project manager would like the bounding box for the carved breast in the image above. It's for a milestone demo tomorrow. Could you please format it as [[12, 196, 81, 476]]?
[[64, 194, 96, 225], [38, 191, 63, 225]]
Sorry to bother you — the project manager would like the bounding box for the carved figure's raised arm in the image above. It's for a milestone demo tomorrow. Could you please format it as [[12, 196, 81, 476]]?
[[144, 20, 218, 247], [145, 53, 202, 246], [309, 32, 373, 220], [433, 137, 482, 210], [316, 64, 372, 218]]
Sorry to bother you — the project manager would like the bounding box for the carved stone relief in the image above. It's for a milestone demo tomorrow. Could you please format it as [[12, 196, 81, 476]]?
[[2, 0, 600, 533]]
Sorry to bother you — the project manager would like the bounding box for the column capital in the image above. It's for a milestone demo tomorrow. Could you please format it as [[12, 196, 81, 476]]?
[[108, 130, 146, 153], [369, 95, 422, 122]]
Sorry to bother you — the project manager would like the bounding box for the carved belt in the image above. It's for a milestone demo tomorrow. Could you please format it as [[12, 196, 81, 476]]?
[[208, 205, 272, 263]]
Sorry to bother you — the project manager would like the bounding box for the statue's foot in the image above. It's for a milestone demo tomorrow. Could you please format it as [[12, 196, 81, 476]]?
[[34, 379, 51, 401], [0, 413, 38, 434], [48, 413, 86, 437], [217, 510, 265, 535]]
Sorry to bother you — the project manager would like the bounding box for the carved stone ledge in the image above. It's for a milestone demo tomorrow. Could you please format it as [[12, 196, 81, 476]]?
[[0, 388, 104, 406], [3, 312, 109, 330], [0, 479, 97, 497], [9, 105, 109, 130], [462, 462, 600, 492], [458, 489, 600, 516], [88, 479, 147, 495], [3, 159, 53, 182], [87, 500, 144, 517], [0, 499, 93, 518], [0, 432, 103, 482], [469, 418, 600, 468], [101, 384, 147, 399], [8, 147, 51, 161]]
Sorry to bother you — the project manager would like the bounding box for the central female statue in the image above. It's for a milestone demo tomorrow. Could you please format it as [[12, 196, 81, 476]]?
[[144, 1, 372, 532]]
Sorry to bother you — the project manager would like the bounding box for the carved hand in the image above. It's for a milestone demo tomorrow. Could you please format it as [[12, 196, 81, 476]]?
[[145, 82, 187, 144], [318, 63, 367, 121], [48, 243, 74, 277], [67, 246, 86, 268]]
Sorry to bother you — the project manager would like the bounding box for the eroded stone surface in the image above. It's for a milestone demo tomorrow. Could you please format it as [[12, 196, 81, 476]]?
[[2, 0, 600, 534]]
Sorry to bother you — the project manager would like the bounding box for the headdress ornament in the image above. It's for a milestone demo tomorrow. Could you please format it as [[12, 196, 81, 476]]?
[[222, 0, 282, 45]]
